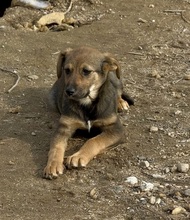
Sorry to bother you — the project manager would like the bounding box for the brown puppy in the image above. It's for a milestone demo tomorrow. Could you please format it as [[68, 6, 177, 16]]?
[[43, 46, 134, 179]]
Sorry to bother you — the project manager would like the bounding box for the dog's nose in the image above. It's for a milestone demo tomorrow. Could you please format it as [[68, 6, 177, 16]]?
[[66, 87, 75, 96]]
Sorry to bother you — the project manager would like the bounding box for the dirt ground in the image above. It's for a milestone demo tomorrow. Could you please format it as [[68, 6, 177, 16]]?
[[0, 0, 190, 219]]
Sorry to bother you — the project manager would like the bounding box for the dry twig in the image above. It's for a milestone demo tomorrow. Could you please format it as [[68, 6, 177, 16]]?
[[163, 9, 186, 13], [0, 67, 20, 93], [181, 11, 190, 24], [64, 0, 73, 14], [163, 9, 190, 24], [127, 52, 145, 56]]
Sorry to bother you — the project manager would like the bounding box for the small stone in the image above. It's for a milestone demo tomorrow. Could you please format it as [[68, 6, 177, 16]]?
[[152, 174, 165, 179], [156, 198, 161, 204], [177, 163, 189, 173], [9, 106, 22, 114], [125, 176, 138, 185], [0, 25, 6, 30], [31, 132, 36, 136], [137, 18, 148, 23], [184, 74, 190, 80], [184, 189, 190, 196], [170, 165, 177, 172], [140, 160, 150, 168], [172, 206, 186, 215], [150, 69, 161, 78], [168, 132, 175, 137], [28, 75, 39, 80], [163, 167, 170, 173], [159, 193, 166, 198], [174, 110, 182, 115], [140, 181, 154, 192], [150, 196, 156, 204], [8, 161, 15, 165], [150, 126, 158, 132], [89, 188, 98, 199], [140, 197, 147, 204], [149, 4, 155, 8]]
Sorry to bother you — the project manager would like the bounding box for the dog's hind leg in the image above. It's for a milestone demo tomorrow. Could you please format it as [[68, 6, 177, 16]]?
[[117, 92, 134, 112]]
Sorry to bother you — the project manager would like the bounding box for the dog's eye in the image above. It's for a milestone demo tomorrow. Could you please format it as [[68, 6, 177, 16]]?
[[64, 68, 71, 75], [82, 68, 91, 76]]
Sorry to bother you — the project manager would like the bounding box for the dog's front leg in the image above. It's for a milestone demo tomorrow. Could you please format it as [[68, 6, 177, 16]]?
[[66, 120, 124, 168], [43, 116, 80, 179]]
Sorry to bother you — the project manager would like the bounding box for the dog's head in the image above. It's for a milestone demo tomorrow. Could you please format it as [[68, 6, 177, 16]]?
[[57, 46, 121, 105]]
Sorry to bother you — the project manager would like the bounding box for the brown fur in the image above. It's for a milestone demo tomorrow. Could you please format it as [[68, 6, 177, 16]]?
[[43, 46, 134, 179]]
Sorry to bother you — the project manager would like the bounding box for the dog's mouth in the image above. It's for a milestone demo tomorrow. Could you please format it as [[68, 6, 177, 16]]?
[[65, 83, 100, 105], [65, 89, 89, 99]]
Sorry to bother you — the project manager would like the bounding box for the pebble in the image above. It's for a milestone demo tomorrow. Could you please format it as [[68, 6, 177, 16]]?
[[172, 206, 186, 215], [150, 70, 161, 78], [149, 4, 155, 8], [152, 174, 165, 178], [150, 196, 156, 204], [138, 18, 148, 23], [159, 193, 166, 198], [174, 110, 182, 115], [163, 167, 170, 173], [184, 74, 190, 80], [140, 181, 154, 191], [31, 132, 36, 136], [125, 176, 138, 185], [140, 197, 147, 204], [150, 126, 158, 132], [89, 188, 98, 199], [140, 160, 150, 168], [177, 163, 189, 173], [8, 160, 15, 165], [27, 75, 39, 80], [9, 106, 22, 114], [184, 189, 190, 196], [155, 198, 161, 204], [170, 165, 177, 172]]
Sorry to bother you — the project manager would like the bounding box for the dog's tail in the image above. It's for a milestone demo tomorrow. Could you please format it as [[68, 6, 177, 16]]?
[[122, 92, 134, 106]]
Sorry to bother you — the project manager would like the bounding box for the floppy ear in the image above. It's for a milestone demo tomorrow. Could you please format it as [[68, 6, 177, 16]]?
[[57, 48, 72, 78], [102, 54, 121, 79]]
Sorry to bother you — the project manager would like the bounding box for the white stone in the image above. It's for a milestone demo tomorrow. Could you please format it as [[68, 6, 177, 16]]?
[[150, 196, 156, 204], [28, 75, 39, 80], [172, 206, 186, 215], [184, 189, 190, 196], [150, 126, 158, 132], [177, 163, 189, 173], [125, 176, 138, 185], [140, 181, 154, 191], [156, 198, 161, 204], [140, 160, 150, 168]]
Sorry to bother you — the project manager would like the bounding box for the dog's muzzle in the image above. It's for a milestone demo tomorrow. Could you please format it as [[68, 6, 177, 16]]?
[[65, 87, 76, 96], [65, 86, 89, 99]]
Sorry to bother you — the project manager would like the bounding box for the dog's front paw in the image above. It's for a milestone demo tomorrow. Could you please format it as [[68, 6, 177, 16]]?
[[43, 160, 64, 179], [66, 152, 90, 168]]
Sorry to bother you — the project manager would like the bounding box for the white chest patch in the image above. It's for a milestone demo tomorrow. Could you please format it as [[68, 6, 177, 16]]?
[[87, 120, 91, 132], [79, 84, 99, 106]]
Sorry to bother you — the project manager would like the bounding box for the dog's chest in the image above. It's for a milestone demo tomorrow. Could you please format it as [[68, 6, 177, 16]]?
[[87, 120, 92, 132]]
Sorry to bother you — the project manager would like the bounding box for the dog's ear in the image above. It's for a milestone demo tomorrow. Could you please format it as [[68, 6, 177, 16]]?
[[102, 54, 121, 79], [57, 48, 72, 78]]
